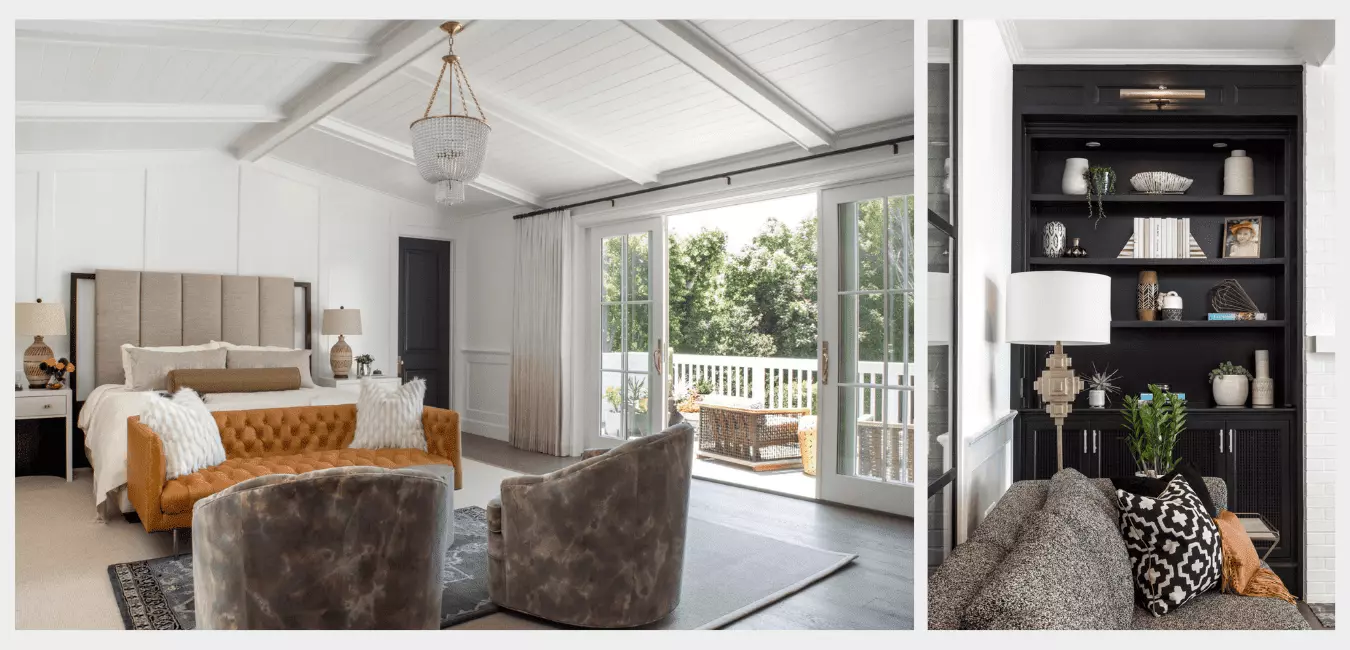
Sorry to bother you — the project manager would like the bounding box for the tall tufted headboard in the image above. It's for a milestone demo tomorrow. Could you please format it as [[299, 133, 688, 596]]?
[[69, 270, 312, 397]]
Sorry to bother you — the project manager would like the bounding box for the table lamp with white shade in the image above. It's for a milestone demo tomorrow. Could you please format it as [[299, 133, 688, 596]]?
[[16, 299, 68, 388], [1006, 271, 1111, 470], [321, 306, 362, 379]]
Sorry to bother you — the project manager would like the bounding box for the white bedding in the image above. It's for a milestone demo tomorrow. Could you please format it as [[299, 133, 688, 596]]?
[[80, 384, 358, 518]]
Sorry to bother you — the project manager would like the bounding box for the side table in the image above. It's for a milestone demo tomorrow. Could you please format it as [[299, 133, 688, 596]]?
[[15, 387, 73, 481]]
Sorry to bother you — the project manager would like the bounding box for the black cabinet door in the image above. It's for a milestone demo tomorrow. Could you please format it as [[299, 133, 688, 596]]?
[[1174, 417, 1230, 491], [1094, 425, 1134, 480], [1229, 418, 1293, 561], [1020, 416, 1094, 479]]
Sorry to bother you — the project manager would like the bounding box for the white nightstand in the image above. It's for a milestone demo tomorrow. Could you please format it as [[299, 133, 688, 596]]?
[[327, 375, 403, 394], [15, 387, 73, 481]]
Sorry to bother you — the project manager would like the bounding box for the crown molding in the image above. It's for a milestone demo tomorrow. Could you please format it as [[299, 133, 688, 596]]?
[[17, 101, 283, 123], [16, 20, 378, 64], [1015, 48, 1305, 66], [996, 20, 1025, 63]]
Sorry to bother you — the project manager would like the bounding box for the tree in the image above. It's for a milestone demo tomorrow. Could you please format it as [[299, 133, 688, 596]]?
[[723, 217, 818, 359]]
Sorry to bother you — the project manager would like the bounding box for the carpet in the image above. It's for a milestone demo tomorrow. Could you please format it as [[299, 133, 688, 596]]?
[[1308, 603, 1335, 629], [109, 507, 855, 630]]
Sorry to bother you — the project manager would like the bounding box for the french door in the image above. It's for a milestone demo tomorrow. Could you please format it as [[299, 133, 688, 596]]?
[[818, 179, 918, 516], [587, 217, 668, 450]]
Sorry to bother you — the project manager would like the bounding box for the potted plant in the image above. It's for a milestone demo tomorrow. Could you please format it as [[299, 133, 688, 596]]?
[[1083, 364, 1121, 409], [354, 354, 374, 378], [1209, 361, 1253, 407], [603, 385, 624, 436], [1121, 384, 1187, 477], [1084, 166, 1115, 228], [626, 376, 650, 437]]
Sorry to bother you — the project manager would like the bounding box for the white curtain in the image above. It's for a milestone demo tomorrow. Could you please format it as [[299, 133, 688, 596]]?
[[509, 210, 575, 456]]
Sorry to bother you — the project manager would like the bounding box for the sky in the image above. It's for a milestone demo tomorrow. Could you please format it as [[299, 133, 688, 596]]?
[[667, 193, 816, 252]]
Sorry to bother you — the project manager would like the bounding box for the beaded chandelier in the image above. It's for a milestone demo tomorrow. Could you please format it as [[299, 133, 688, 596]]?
[[410, 21, 490, 206]]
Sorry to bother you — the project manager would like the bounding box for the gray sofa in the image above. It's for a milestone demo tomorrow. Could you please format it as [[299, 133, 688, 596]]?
[[928, 469, 1309, 630], [487, 422, 695, 628]]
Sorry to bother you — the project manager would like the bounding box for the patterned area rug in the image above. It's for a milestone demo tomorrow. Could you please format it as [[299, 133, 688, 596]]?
[[1308, 603, 1335, 629], [109, 506, 496, 630]]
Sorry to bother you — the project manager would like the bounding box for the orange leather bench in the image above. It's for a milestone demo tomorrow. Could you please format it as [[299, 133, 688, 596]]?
[[127, 403, 462, 533]]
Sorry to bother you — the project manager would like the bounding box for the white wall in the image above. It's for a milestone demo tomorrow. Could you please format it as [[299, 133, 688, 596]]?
[[1302, 55, 1337, 604], [456, 210, 515, 441], [13, 150, 458, 401], [955, 20, 1015, 542]]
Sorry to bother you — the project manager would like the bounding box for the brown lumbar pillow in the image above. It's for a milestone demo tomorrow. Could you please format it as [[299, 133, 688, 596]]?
[[165, 367, 302, 394]]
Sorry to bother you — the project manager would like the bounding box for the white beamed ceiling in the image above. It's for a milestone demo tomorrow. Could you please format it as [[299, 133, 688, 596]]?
[[15, 19, 916, 213]]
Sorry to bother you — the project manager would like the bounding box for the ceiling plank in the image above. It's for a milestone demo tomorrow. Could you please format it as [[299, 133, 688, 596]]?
[[231, 20, 451, 162], [401, 65, 659, 185], [17, 101, 283, 123], [313, 116, 542, 207], [16, 20, 377, 64], [622, 20, 833, 151]]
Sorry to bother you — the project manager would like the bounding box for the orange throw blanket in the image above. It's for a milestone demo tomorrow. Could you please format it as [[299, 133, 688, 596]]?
[[1215, 510, 1296, 604]]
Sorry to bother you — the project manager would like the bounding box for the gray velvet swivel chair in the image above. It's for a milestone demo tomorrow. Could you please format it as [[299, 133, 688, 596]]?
[[487, 422, 695, 628], [192, 465, 453, 629]]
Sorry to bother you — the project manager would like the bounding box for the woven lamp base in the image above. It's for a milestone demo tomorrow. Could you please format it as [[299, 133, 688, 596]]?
[[330, 335, 352, 379], [23, 335, 52, 389]]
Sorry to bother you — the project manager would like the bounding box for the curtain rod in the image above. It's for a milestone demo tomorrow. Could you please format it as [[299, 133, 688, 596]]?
[[511, 135, 914, 220]]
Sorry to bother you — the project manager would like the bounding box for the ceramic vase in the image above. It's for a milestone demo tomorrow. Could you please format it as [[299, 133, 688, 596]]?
[[1159, 291, 1183, 321], [1212, 374, 1250, 407], [1088, 389, 1106, 409], [1062, 158, 1089, 195], [1252, 349, 1274, 408], [1042, 221, 1067, 257], [1137, 270, 1159, 321], [1224, 149, 1254, 195], [1066, 238, 1089, 258]]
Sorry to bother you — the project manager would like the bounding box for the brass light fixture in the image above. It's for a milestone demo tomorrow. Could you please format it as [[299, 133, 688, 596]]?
[[410, 21, 491, 206], [1119, 85, 1206, 111]]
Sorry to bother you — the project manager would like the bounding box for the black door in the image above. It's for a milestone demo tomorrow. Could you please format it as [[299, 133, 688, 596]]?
[[1173, 417, 1228, 487], [398, 237, 451, 408], [1229, 418, 1293, 562]]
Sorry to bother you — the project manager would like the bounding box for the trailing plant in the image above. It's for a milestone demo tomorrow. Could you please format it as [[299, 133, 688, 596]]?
[[1209, 361, 1253, 383], [1121, 384, 1187, 476], [1084, 166, 1115, 228]]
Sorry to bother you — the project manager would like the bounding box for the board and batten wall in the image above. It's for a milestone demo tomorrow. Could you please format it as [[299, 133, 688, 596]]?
[[455, 209, 515, 441], [13, 150, 462, 405]]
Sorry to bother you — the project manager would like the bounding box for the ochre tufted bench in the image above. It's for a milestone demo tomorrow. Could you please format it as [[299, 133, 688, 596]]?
[[127, 403, 462, 534]]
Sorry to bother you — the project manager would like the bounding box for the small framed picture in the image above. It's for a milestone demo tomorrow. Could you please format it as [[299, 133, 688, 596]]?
[[1222, 217, 1262, 258]]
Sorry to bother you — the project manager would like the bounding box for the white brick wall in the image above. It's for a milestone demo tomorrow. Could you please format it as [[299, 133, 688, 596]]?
[[1303, 59, 1336, 604]]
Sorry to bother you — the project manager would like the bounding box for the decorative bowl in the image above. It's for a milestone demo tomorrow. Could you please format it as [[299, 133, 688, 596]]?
[[1130, 171, 1194, 194]]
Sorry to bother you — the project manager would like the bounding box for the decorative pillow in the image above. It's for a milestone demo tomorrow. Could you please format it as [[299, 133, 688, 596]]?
[[351, 378, 427, 451], [138, 388, 227, 479], [1110, 459, 1218, 517], [212, 341, 295, 351], [1114, 475, 1223, 617], [121, 342, 225, 387], [224, 349, 316, 388], [166, 367, 302, 394], [124, 347, 228, 391]]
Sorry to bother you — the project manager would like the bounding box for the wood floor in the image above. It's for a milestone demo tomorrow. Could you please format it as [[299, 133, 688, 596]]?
[[461, 433, 914, 630]]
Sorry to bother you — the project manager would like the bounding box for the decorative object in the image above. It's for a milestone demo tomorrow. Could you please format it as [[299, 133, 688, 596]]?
[[410, 22, 491, 206], [1084, 363, 1121, 409], [1159, 290, 1183, 321], [139, 388, 229, 479], [1116, 219, 1205, 259], [321, 306, 362, 379], [1210, 279, 1262, 314], [1113, 477, 1222, 616], [1252, 350, 1275, 408], [1118, 85, 1206, 110], [1065, 238, 1088, 258], [16, 299, 66, 389], [1129, 171, 1194, 194], [1137, 270, 1159, 321], [1222, 217, 1261, 258], [1121, 383, 1187, 476], [1042, 221, 1067, 257], [796, 414, 818, 476], [355, 354, 374, 378], [697, 400, 808, 471], [1006, 271, 1112, 469], [37, 357, 74, 389], [1223, 149, 1254, 195], [351, 378, 429, 451], [1062, 157, 1090, 195], [1085, 166, 1114, 227], [1210, 361, 1252, 407]]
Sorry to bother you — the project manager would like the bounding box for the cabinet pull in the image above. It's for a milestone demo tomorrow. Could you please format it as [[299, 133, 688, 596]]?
[[43, 403, 52, 409], [1093, 430, 1098, 453], [1219, 429, 1224, 453], [1082, 429, 1088, 454], [1229, 429, 1235, 452]]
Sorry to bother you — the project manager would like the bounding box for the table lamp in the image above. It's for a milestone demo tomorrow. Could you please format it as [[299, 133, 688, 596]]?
[[321, 306, 362, 379], [16, 299, 68, 388], [1006, 271, 1111, 470]]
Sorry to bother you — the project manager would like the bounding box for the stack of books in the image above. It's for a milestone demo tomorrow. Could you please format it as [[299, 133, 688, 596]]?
[[1132, 217, 1193, 258]]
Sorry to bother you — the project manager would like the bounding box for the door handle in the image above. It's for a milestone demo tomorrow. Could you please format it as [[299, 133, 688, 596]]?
[[1082, 429, 1088, 453], [653, 338, 663, 374], [820, 341, 829, 385]]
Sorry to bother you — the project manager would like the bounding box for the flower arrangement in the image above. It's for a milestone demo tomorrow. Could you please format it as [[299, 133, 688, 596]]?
[[354, 354, 374, 376], [38, 357, 75, 389]]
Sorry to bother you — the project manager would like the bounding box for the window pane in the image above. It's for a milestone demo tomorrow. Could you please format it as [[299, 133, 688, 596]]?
[[626, 303, 650, 373], [840, 294, 885, 384], [887, 291, 913, 386], [623, 373, 649, 439], [839, 198, 886, 292], [627, 232, 650, 301], [602, 236, 623, 302], [601, 371, 626, 439], [888, 195, 914, 292], [601, 304, 623, 368], [928, 481, 954, 574]]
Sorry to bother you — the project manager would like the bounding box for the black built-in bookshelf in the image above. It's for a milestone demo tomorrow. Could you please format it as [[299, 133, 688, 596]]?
[[1009, 66, 1305, 595]]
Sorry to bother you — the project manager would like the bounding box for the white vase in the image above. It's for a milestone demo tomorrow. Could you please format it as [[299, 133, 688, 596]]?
[[1212, 374, 1250, 407], [1224, 150, 1253, 195], [1252, 349, 1274, 408], [1062, 158, 1090, 195], [1088, 389, 1106, 409]]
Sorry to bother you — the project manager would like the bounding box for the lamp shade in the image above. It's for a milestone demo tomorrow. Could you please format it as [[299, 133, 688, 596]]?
[[15, 301, 67, 336], [1006, 271, 1110, 346], [321, 307, 362, 336]]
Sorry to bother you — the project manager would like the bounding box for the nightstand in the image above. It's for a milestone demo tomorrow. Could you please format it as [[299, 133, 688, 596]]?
[[328, 375, 403, 394], [15, 387, 72, 481]]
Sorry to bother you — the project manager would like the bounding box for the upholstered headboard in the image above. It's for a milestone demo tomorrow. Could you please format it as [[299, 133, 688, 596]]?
[[70, 270, 311, 394]]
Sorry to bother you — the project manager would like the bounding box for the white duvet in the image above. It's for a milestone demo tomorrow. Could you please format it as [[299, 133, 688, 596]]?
[[79, 384, 358, 519]]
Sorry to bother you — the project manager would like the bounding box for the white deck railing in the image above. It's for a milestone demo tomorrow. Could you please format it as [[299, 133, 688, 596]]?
[[671, 354, 914, 421]]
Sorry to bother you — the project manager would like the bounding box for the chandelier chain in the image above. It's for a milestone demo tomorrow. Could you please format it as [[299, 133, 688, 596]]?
[[424, 59, 449, 119], [455, 59, 488, 124]]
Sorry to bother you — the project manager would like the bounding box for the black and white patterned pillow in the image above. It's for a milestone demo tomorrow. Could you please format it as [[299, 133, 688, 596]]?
[[1114, 475, 1223, 616]]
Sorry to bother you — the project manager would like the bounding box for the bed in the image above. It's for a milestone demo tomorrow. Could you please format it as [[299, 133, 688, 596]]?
[[68, 269, 359, 520]]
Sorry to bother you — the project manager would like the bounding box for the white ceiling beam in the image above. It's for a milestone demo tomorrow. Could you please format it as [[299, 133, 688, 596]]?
[[401, 65, 659, 185], [16, 20, 377, 64], [622, 20, 834, 151], [1293, 21, 1336, 65], [16, 101, 283, 123], [231, 20, 453, 162], [312, 117, 541, 207]]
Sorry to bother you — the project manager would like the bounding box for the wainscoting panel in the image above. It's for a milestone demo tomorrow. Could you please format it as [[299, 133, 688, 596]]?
[[464, 349, 511, 441], [959, 410, 1017, 544]]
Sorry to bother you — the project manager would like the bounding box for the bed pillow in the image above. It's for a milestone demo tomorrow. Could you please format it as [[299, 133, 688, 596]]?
[[1114, 475, 1223, 617], [121, 342, 225, 387], [124, 347, 228, 391], [211, 341, 295, 352], [224, 349, 316, 388], [351, 378, 427, 451], [138, 388, 227, 479], [166, 367, 302, 394]]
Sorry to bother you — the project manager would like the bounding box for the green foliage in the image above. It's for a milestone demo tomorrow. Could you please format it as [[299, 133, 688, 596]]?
[[1209, 361, 1253, 383], [1121, 383, 1188, 476]]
